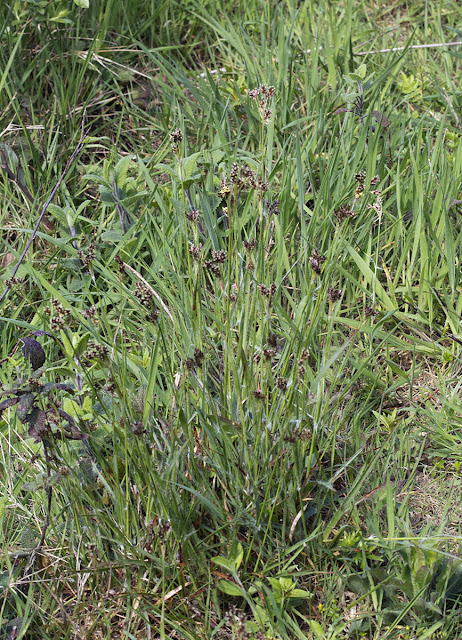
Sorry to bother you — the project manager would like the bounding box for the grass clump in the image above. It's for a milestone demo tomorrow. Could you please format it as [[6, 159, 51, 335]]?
[[1, 0, 462, 638]]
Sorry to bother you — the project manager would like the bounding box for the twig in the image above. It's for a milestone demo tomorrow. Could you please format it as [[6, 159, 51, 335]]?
[[295, 40, 462, 58], [0, 116, 89, 306], [354, 40, 462, 56]]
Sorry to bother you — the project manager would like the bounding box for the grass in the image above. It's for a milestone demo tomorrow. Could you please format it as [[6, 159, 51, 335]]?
[[1, 0, 462, 638]]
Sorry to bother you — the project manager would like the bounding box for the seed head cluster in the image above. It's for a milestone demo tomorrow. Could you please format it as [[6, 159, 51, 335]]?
[[134, 281, 153, 306], [309, 249, 326, 274], [327, 286, 342, 303], [77, 237, 96, 267], [243, 239, 257, 251], [170, 128, 183, 155], [44, 298, 72, 330], [266, 198, 280, 215], [263, 333, 278, 360], [81, 305, 97, 322], [212, 250, 226, 263], [4, 276, 23, 290], [219, 163, 269, 197], [186, 208, 200, 223], [186, 347, 205, 372], [84, 342, 110, 361], [204, 260, 221, 277], [258, 283, 277, 298], [247, 84, 276, 124], [334, 204, 355, 223], [203, 250, 228, 278], [133, 282, 159, 323], [189, 243, 203, 261]]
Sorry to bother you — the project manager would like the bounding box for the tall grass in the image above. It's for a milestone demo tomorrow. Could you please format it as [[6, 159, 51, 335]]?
[[1, 0, 462, 638]]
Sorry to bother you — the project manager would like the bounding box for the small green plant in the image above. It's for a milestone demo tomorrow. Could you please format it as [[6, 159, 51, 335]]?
[[213, 541, 313, 634], [397, 71, 424, 102], [11, 0, 89, 27]]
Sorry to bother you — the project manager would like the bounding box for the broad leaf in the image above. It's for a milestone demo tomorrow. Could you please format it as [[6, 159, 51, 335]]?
[[217, 579, 244, 596], [20, 338, 46, 370], [17, 393, 35, 423], [0, 397, 20, 411], [26, 409, 48, 442]]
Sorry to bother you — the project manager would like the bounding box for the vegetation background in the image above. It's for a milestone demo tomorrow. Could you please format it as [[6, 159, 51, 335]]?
[[1, 0, 462, 638]]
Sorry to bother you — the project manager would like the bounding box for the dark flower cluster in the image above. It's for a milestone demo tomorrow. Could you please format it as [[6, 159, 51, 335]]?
[[327, 286, 342, 303], [334, 204, 355, 223], [297, 347, 311, 380], [266, 198, 280, 215], [81, 305, 97, 322], [170, 128, 183, 154], [204, 260, 221, 277], [189, 243, 203, 261], [185, 347, 204, 372], [84, 342, 110, 361], [44, 298, 72, 330], [309, 249, 326, 274], [247, 84, 276, 124], [243, 238, 257, 251], [77, 237, 96, 267], [258, 283, 277, 298], [203, 249, 227, 278], [263, 332, 278, 360], [4, 276, 23, 289], [133, 282, 159, 323], [134, 281, 153, 306], [186, 208, 200, 223], [218, 179, 232, 198], [212, 250, 226, 263]]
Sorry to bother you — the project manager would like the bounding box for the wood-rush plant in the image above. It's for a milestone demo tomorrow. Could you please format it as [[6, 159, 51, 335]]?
[[3, 0, 462, 636]]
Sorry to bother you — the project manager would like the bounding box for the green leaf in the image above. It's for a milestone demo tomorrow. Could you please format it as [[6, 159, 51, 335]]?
[[155, 162, 179, 181], [101, 230, 124, 242], [228, 540, 244, 571], [114, 155, 132, 187], [60, 331, 74, 359], [346, 574, 370, 595], [217, 579, 244, 596], [308, 620, 324, 638], [179, 152, 202, 181], [268, 576, 283, 592], [63, 398, 85, 419], [252, 603, 269, 625], [288, 588, 312, 599], [345, 72, 362, 83], [0, 570, 11, 587], [211, 556, 236, 573], [73, 0, 89, 7], [72, 333, 90, 358], [357, 63, 367, 79]]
